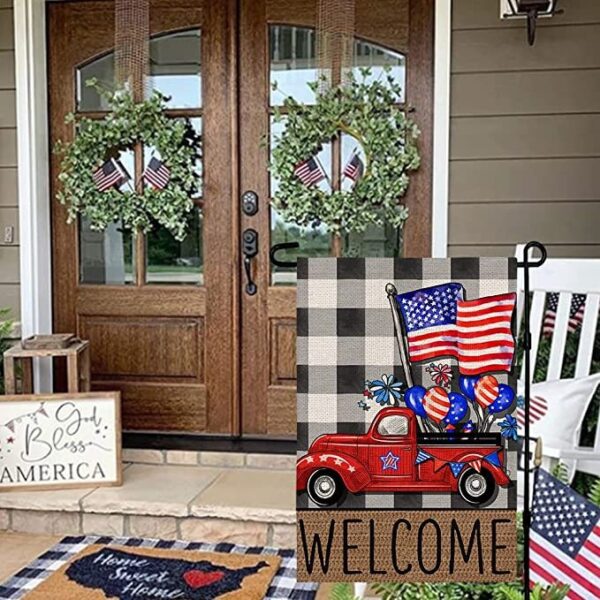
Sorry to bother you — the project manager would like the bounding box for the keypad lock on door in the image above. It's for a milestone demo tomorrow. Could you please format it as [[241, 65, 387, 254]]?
[[242, 228, 258, 295]]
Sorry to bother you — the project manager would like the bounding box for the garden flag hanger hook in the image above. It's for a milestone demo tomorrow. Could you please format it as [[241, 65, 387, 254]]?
[[517, 240, 547, 599]]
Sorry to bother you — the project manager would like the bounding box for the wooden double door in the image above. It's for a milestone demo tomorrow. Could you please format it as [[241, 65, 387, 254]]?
[[48, 0, 433, 439]]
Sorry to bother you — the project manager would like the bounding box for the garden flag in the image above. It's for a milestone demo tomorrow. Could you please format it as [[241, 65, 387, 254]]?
[[530, 468, 600, 598], [143, 157, 171, 190], [294, 156, 326, 186], [92, 159, 125, 192], [296, 258, 518, 582]]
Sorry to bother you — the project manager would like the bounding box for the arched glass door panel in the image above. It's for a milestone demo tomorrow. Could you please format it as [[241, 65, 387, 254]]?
[[268, 25, 406, 284], [75, 29, 203, 285]]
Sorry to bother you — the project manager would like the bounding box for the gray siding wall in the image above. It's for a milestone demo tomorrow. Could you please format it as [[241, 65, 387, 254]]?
[[448, 0, 600, 258], [0, 1, 18, 319]]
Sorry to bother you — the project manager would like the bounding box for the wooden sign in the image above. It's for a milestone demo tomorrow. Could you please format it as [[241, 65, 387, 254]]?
[[0, 393, 122, 491]]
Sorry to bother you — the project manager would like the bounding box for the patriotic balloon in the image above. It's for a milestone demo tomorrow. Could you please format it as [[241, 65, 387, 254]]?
[[443, 392, 469, 426], [459, 375, 478, 401], [474, 375, 499, 410], [462, 420, 475, 433], [423, 386, 451, 424], [487, 384, 516, 414], [404, 386, 427, 418]]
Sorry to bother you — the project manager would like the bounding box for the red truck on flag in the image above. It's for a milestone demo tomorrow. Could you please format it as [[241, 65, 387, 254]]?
[[297, 407, 511, 506]]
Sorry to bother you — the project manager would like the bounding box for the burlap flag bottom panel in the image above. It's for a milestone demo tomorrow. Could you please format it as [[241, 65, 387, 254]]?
[[296, 258, 518, 582]]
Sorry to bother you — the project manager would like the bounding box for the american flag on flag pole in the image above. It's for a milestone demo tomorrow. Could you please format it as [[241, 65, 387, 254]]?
[[543, 292, 586, 337], [342, 150, 364, 183], [143, 157, 171, 190], [294, 156, 327, 186], [396, 284, 517, 376], [530, 468, 600, 599], [92, 159, 125, 192]]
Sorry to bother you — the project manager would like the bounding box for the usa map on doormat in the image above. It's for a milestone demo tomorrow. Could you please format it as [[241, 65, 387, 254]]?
[[296, 258, 518, 582]]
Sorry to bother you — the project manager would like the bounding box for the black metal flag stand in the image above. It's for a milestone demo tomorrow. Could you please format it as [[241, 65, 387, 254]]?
[[517, 241, 547, 599]]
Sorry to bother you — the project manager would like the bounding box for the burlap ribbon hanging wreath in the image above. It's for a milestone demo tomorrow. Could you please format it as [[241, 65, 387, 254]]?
[[115, 0, 150, 99], [316, 0, 356, 89]]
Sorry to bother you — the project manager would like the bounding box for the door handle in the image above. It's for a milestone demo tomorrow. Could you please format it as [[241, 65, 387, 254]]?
[[242, 228, 258, 295]]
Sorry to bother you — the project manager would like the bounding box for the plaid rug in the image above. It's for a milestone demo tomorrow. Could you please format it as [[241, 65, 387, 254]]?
[[0, 535, 318, 599]]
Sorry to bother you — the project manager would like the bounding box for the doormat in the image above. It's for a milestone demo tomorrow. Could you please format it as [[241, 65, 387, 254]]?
[[0, 536, 318, 600], [296, 257, 519, 582]]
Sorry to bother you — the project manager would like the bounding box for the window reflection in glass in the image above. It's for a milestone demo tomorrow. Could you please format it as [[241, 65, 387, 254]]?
[[145, 209, 203, 285], [145, 118, 202, 285], [77, 53, 114, 111], [79, 218, 134, 284], [150, 30, 202, 109], [79, 148, 135, 284], [353, 40, 405, 101], [270, 25, 317, 106], [77, 29, 202, 112]]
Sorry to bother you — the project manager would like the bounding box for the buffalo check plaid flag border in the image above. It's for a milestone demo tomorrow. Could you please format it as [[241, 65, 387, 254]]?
[[297, 257, 518, 510], [0, 535, 317, 599]]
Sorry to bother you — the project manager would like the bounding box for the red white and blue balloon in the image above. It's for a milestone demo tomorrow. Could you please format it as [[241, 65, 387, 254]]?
[[474, 375, 499, 409], [423, 386, 451, 424]]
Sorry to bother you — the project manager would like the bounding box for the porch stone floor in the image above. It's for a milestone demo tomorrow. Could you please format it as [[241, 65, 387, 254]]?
[[0, 460, 296, 549]]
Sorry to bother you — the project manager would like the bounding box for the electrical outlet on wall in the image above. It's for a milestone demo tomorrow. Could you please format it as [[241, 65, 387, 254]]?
[[3, 226, 14, 244]]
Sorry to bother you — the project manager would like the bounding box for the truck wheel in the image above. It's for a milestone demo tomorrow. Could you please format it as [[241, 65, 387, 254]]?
[[307, 469, 346, 506], [458, 468, 496, 505]]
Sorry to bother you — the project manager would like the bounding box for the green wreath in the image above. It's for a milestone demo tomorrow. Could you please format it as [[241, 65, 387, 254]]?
[[270, 69, 420, 236], [54, 82, 201, 241]]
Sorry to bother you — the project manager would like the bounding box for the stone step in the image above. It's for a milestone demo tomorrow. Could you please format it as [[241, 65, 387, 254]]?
[[0, 461, 296, 549]]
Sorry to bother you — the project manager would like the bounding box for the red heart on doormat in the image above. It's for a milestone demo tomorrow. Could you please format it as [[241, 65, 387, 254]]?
[[183, 569, 224, 589]]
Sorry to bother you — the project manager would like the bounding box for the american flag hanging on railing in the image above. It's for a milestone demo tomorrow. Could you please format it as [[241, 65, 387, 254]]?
[[395, 284, 517, 376], [542, 292, 586, 337], [294, 156, 326, 186], [92, 159, 125, 192], [143, 157, 171, 190]]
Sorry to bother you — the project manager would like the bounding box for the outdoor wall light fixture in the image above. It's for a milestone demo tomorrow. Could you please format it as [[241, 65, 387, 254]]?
[[500, 0, 562, 46]]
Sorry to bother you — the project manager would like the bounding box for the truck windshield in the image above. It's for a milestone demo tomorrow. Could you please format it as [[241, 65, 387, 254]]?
[[377, 415, 409, 436]]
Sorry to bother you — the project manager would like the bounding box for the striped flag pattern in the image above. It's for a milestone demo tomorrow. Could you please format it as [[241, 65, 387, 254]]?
[[516, 395, 548, 427], [294, 157, 326, 186], [92, 159, 124, 192], [543, 293, 586, 337], [143, 157, 171, 190], [456, 292, 517, 376], [342, 151, 364, 183], [396, 285, 516, 375], [530, 468, 600, 599]]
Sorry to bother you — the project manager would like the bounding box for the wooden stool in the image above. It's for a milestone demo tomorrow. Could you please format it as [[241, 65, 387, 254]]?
[[3, 337, 91, 394]]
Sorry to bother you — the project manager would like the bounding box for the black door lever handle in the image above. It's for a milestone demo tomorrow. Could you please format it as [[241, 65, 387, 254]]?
[[244, 255, 257, 295], [242, 228, 258, 295]]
